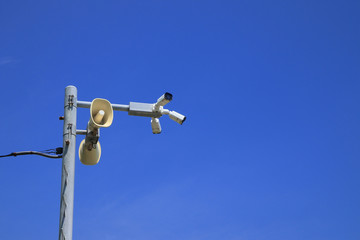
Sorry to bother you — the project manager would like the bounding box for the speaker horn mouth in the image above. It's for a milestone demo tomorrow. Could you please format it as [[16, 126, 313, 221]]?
[[90, 98, 114, 128]]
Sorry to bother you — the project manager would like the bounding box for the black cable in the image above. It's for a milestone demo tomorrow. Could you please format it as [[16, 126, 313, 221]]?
[[41, 150, 56, 154], [40, 148, 56, 153], [39, 148, 63, 154], [0, 148, 63, 159], [0, 153, 13, 158]]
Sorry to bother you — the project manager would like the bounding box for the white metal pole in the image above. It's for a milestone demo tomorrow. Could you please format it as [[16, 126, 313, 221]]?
[[59, 86, 77, 240]]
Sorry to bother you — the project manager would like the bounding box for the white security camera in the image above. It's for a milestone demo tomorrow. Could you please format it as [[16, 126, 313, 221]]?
[[169, 111, 186, 125], [151, 118, 161, 134], [154, 92, 173, 111], [127, 92, 186, 133]]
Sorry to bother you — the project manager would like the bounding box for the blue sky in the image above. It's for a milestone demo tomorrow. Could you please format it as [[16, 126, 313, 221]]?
[[0, 1, 359, 239]]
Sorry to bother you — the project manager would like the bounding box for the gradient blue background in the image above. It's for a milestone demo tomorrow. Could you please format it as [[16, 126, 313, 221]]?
[[0, 1, 359, 239]]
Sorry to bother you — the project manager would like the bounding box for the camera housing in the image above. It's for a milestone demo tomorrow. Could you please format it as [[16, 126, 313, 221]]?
[[151, 118, 161, 134], [154, 92, 173, 111], [169, 111, 186, 125]]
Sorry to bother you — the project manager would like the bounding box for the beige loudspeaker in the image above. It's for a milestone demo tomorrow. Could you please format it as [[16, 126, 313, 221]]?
[[89, 98, 114, 128], [79, 139, 101, 165], [78, 98, 113, 165]]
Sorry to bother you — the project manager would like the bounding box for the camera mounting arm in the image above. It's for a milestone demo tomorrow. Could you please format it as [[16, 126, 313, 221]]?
[[77, 92, 186, 134]]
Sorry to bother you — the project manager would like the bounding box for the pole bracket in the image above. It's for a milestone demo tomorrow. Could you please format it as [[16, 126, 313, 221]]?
[[63, 123, 76, 144], [84, 128, 100, 150], [68, 95, 74, 107]]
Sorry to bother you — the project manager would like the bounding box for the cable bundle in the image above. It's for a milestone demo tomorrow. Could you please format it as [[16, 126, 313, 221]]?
[[0, 147, 63, 159]]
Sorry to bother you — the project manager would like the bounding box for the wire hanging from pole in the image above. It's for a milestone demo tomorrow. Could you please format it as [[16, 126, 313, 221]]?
[[0, 148, 63, 159]]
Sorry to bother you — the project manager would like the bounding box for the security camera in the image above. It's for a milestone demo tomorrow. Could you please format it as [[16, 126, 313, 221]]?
[[154, 92, 173, 111], [169, 111, 186, 125], [128, 92, 185, 132], [151, 118, 161, 134]]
